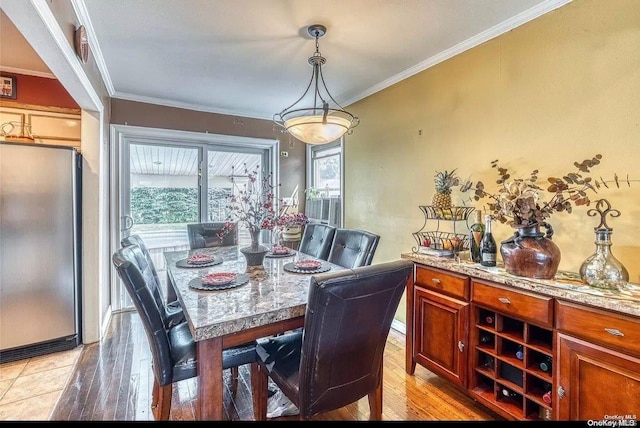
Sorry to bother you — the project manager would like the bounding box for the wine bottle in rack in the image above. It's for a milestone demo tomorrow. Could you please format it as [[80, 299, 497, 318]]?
[[539, 356, 552, 372], [501, 388, 518, 399], [479, 334, 493, 344], [542, 384, 552, 404], [483, 355, 494, 369], [480, 215, 497, 267], [469, 210, 485, 263], [515, 345, 524, 360], [484, 314, 494, 325]]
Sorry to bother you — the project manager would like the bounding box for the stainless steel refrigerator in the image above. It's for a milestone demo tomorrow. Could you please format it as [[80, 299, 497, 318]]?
[[0, 142, 81, 362]]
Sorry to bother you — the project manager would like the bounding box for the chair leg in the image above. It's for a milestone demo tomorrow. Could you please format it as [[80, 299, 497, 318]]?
[[368, 365, 383, 421], [230, 366, 239, 397], [152, 378, 173, 420], [251, 362, 268, 421]]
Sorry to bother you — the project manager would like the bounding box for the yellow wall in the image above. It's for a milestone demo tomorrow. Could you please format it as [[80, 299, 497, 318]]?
[[345, 0, 640, 323]]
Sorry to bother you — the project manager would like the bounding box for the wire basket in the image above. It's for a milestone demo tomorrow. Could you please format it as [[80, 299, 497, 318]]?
[[412, 230, 469, 257]]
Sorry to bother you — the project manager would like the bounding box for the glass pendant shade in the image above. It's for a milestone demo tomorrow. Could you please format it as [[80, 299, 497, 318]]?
[[274, 24, 359, 145], [284, 115, 351, 145]]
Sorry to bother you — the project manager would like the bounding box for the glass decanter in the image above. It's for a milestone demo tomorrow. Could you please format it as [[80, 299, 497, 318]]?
[[579, 199, 629, 290]]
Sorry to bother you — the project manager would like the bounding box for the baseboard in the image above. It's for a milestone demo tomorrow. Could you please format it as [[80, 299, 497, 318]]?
[[100, 305, 112, 340], [391, 319, 406, 335]]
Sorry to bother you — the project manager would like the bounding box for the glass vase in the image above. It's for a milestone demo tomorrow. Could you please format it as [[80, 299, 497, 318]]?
[[579, 228, 628, 290]]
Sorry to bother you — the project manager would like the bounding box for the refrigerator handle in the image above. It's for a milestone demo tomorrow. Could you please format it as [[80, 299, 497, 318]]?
[[123, 215, 134, 232]]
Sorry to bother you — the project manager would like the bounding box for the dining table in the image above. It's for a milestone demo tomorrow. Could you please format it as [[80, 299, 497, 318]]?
[[164, 245, 346, 420]]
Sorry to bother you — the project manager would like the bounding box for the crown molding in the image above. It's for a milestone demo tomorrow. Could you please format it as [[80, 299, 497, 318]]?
[[112, 91, 274, 121], [0, 66, 56, 79], [340, 0, 573, 107], [71, 0, 115, 96]]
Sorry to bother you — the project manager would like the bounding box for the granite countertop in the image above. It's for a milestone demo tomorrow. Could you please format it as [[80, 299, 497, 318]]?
[[401, 252, 640, 318], [165, 246, 346, 341]]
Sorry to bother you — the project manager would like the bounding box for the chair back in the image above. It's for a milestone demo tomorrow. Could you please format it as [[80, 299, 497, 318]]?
[[112, 245, 174, 386], [327, 228, 380, 269], [298, 259, 413, 417], [121, 235, 171, 326], [121, 234, 160, 287], [187, 222, 237, 249], [298, 223, 336, 260]]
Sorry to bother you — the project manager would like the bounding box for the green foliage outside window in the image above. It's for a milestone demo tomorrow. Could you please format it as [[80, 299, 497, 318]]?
[[131, 187, 231, 224]]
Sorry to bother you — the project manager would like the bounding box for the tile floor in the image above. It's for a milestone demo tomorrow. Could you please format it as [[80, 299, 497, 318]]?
[[0, 347, 82, 421]]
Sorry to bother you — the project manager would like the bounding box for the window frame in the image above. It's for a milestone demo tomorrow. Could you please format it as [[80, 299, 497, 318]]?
[[306, 138, 344, 227]]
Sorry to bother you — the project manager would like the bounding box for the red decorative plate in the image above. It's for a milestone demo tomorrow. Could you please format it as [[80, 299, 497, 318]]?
[[294, 260, 322, 270], [201, 272, 237, 286], [188, 254, 216, 264]]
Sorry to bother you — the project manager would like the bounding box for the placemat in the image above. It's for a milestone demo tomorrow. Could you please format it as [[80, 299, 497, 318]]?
[[176, 256, 223, 268], [188, 273, 249, 291], [283, 262, 331, 274]]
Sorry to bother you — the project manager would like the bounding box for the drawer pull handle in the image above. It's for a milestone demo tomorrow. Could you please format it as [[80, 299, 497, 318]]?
[[498, 297, 511, 304], [557, 385, 565, 399], [458, 341, 464, 352], [605, 328, 625, 337], [431, 278, 441, 285]]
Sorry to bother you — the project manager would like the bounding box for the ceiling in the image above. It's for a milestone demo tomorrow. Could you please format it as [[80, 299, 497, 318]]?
[[1, 1, 570, 120]]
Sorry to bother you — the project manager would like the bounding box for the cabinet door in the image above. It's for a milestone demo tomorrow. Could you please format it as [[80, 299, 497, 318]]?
[[557, 333, 640, 421], [413, 286, 469, 387]]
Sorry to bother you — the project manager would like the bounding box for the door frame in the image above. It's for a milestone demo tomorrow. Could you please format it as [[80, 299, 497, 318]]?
[[110, 124, 278, 311]]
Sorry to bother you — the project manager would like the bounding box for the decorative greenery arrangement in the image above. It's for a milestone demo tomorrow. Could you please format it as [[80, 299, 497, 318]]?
[[460, 155, 605, 227], [276, 212, 309, 228]]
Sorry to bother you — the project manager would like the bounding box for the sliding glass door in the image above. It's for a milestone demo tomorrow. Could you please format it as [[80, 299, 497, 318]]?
[[114, 128, 276, 311]]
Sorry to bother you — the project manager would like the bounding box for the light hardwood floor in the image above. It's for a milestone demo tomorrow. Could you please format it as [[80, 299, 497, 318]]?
[[51, 311, 499, 421]]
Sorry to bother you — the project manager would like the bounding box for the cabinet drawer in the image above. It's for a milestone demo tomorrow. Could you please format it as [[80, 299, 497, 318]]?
[[556, 300, 640, 356], [415, 265, 469, 300], [471, 280, 553, 327]]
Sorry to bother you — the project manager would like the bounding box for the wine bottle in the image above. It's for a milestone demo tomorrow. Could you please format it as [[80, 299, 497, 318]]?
[[515, 345, 524, 360], [479, 334, 493, 344], [483, 355, 495, 368], [501, 388, 518, 399], [542, 389, 552, 404], [539, 356, 553, 372], [469, 210, 485, 263], [485, 315, 494, 325], [480, 215, 497, 267]]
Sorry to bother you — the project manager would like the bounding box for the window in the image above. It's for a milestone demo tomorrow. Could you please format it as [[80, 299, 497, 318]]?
[[306, 139, 343, 227]]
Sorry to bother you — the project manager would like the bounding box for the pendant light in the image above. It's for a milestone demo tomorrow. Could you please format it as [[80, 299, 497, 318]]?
[[273, 24, 359, 144]]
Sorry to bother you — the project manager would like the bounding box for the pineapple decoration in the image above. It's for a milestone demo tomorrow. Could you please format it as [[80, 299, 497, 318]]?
[[431, 169, 460, 209]]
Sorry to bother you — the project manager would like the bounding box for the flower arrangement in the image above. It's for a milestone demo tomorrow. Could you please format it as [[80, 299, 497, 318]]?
[[276, 212, 309, 228], [219, 164, 278, 249], [461, 155, 604, 227]]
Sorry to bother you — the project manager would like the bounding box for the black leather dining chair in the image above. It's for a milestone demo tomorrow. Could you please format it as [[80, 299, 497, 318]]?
[[112, 244, 257, 420], [187, 222, 238, 249], [121, 234, 185, 328], [327, 228, 380, 269], [251, 259, 413, 420], [298, 223, 336, 260]]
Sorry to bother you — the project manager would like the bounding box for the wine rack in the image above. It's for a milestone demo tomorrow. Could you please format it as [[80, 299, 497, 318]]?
[[470, 307, 554, 421]]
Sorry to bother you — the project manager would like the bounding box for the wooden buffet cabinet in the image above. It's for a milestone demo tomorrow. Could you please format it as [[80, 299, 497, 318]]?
[[403, 253, 640, 422]]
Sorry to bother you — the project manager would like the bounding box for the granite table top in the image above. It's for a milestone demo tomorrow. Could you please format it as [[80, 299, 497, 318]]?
[[165, 246, 346, 342], [401, 252, 640, 318]]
